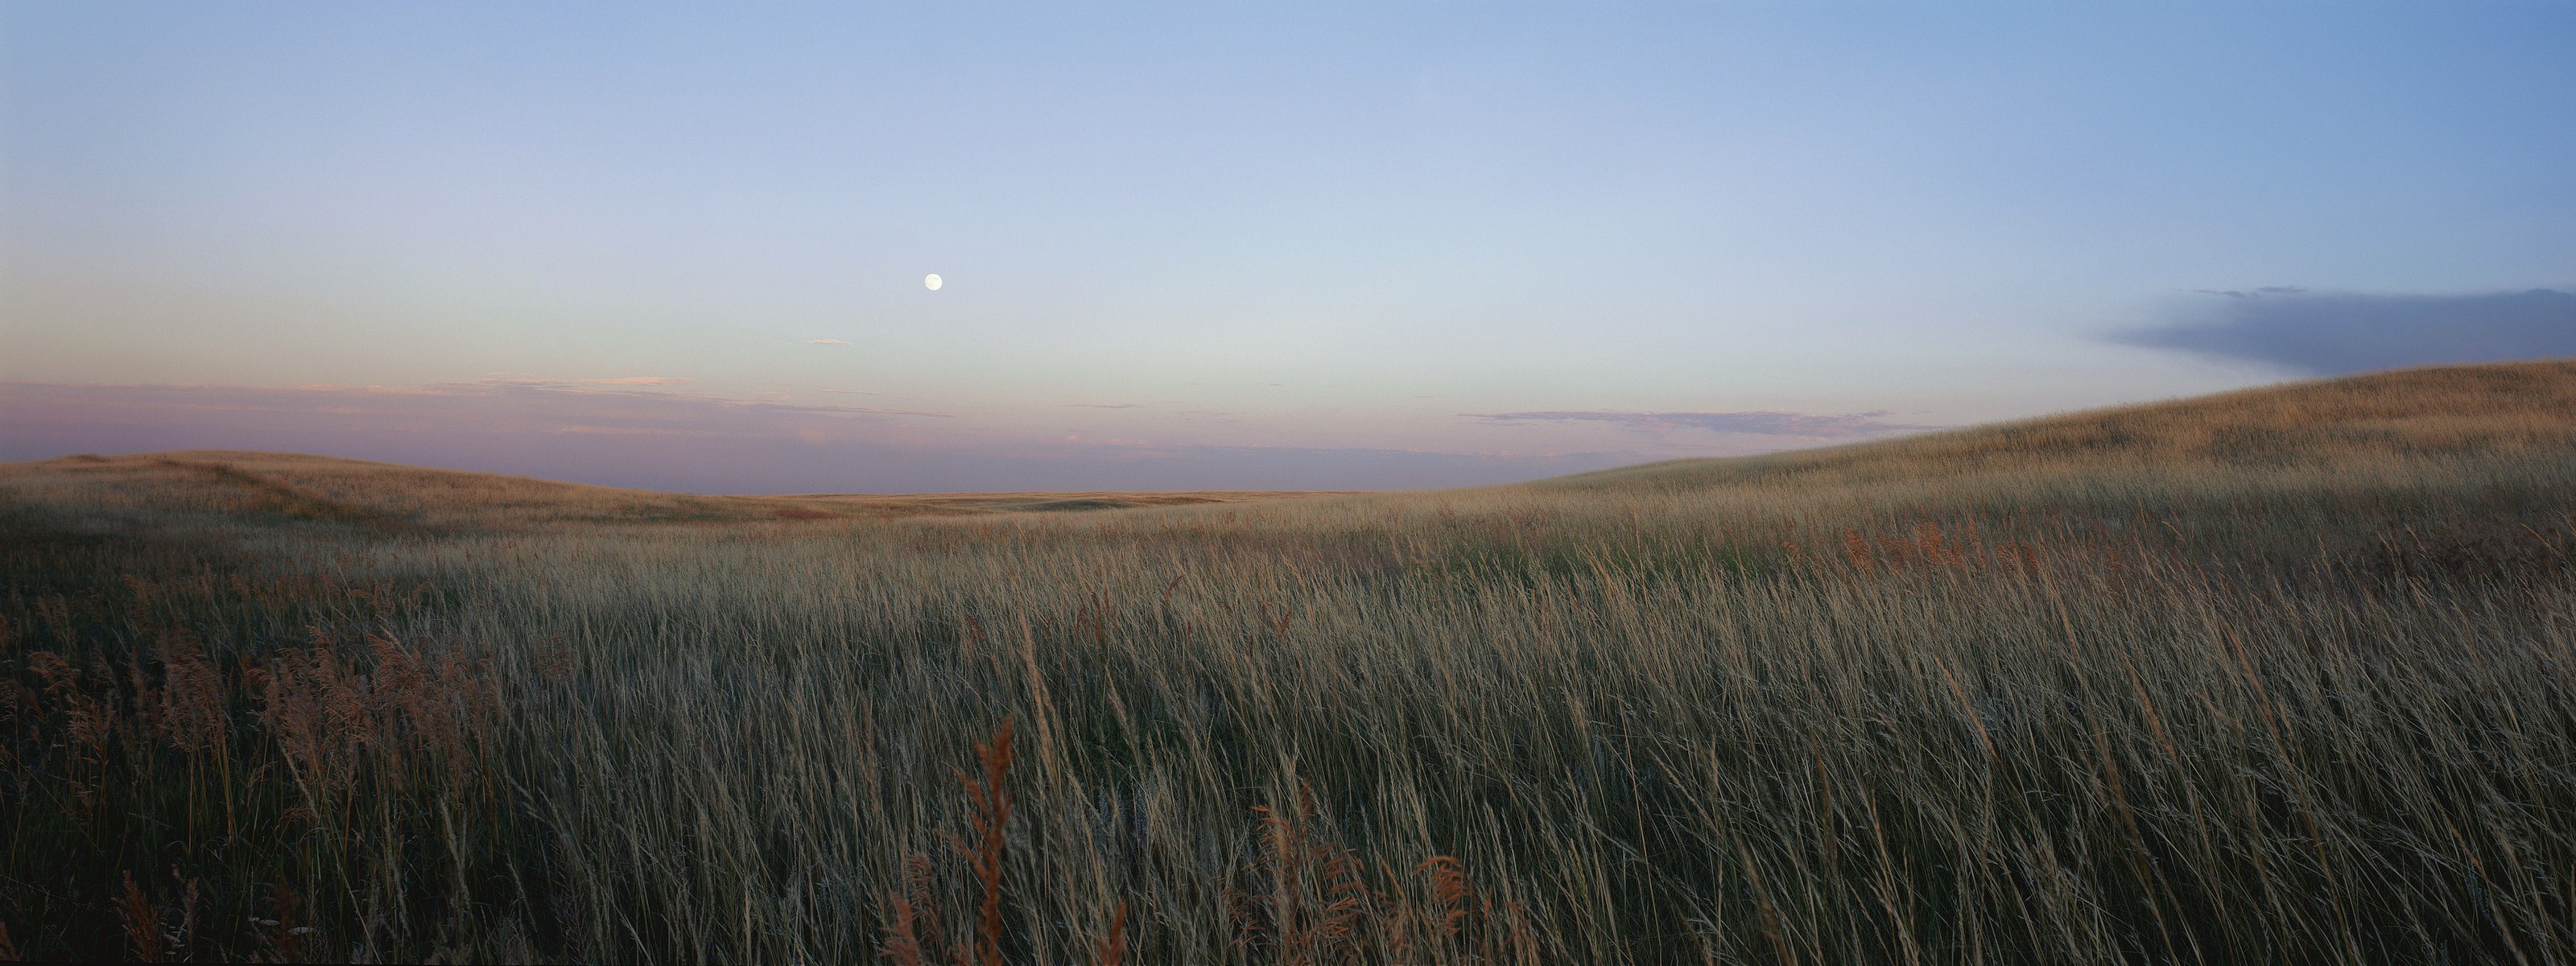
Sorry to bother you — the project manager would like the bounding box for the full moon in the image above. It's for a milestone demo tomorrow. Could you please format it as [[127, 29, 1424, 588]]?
[[923, 274, 943, 291]]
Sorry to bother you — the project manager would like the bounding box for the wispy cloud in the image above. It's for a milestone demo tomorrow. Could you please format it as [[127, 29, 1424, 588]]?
[[806, 339, 850, 346], [476, 374, 696, 390], [836, 407, 954, 417], [2192, 287, 2310, 299], [494, 383, 954, 418], [815, 388, 886, 395], [2115, 287, 2576, 374], [1062, 400, 1179, 409], [1472, 409, 1935, 438]]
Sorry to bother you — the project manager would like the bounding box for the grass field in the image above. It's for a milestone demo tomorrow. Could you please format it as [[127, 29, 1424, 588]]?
[[6, 360, 2576, 963]]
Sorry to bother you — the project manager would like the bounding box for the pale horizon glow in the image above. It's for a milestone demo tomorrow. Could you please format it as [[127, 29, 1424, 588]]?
[[3, 3, 2570, 491]]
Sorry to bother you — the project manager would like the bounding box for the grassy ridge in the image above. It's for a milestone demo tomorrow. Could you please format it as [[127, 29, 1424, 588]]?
[[5, 361, 2576, 962]]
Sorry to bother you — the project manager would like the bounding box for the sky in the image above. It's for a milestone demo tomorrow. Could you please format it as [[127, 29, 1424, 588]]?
[[4, 2, 2572, 492]]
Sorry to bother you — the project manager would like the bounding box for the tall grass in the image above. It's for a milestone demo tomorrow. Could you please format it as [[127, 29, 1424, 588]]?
[[6, 361, 2576, 962]]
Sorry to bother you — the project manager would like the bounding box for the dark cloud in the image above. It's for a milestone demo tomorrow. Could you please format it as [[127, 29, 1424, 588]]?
[[0, 381, 1624, 492], [1472, 409, 1935, 439], [2116, 287, 2576, 374]]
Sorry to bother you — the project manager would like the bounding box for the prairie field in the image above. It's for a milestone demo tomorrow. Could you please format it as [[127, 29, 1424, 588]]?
[[8, 361, 2576, 963]]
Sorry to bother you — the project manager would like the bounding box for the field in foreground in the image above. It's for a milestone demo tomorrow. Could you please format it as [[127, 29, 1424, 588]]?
[[6, 361, 2576, 963]]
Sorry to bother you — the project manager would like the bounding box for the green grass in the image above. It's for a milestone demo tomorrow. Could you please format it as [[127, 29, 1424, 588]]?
[[6, 361, 2576, 963]]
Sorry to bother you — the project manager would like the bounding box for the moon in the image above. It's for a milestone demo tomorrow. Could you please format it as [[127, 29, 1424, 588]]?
[[923, 274, 943, 291]]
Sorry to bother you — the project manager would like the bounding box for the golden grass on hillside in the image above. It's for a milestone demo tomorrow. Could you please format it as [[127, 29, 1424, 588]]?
[[1561, 359, 2576, 489], [5, 361, 2576, 963]]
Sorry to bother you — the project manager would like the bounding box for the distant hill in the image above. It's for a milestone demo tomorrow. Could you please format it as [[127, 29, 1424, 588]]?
[[0, 448, 1348, 528], [8, 361, 2572, 528]]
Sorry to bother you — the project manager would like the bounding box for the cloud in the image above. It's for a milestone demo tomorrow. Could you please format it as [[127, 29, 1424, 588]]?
[[836, 407, 954, 417], [2192, 287, 2310, 299], [806, 339, 850, 346], [1062, 401, 1179, 409], [450, 380, 956, 419], [473, 374, 696, 390], [2115, 287, 2576, 374], [1472, 409, 1935, 438]]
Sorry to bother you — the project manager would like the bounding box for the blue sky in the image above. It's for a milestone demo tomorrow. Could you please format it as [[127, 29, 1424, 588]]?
[[4, 2, 2571, 491]]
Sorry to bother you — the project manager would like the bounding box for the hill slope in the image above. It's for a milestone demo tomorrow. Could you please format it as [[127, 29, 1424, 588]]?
[[1543, 360, 2576, 493]]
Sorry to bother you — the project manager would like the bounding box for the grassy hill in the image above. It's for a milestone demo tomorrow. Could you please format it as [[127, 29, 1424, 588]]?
[[1555, 358, 2576, 492], [5, 362, 2574, 964], [1488, 359, 2576, 587]]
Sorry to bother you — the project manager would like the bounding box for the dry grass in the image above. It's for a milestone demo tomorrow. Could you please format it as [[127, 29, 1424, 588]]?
[[5, 360, 2576, 962]]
